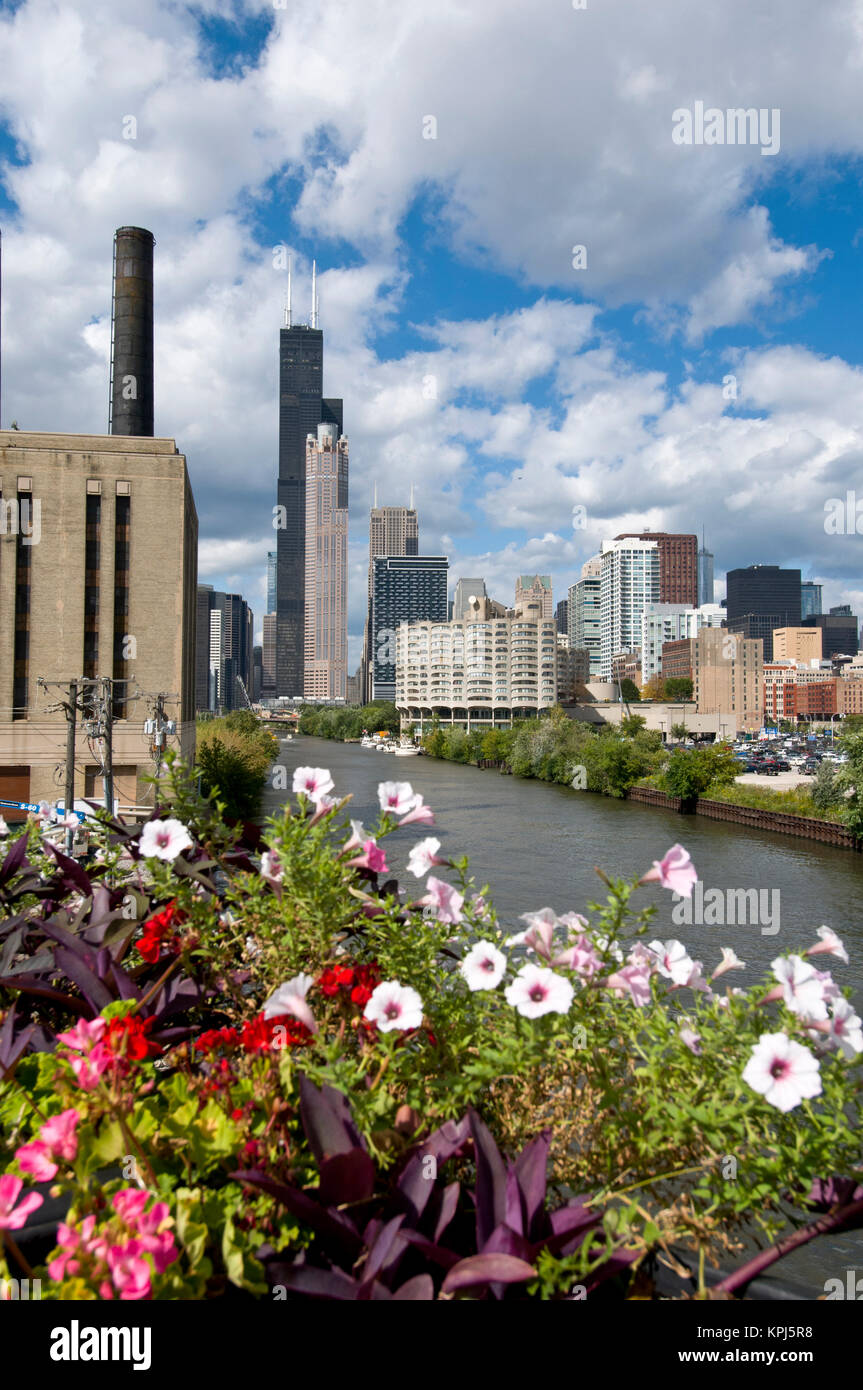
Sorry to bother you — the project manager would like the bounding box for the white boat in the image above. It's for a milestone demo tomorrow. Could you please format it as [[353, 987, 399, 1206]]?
[[394, 743, 420, 756]]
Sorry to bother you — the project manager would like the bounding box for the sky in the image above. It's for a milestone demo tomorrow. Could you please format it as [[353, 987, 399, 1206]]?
[[1, 0, 862, 669]]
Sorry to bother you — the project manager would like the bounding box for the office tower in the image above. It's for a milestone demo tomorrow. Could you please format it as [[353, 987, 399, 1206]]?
[[694, 627, 763, 732], [640, 602, 725, 683], [262, 614, 277, 698], [252, 646, 263, 702], [0, 430, 197, 814], [197, 588, 254, 712], [697, 537, 714, 606], [266, 551, 277, 614], [361, 502, 419, 700], [555, 598, 568, 635], [772, 628, 822, 662], [452, 577, 487, 622], [515, 574, 552, 619], [303, 423, 349, 700], [803, 611, 859, 659], [599, 538, 659, 680], [615, 532, 697, 605], [569, 555, 602, 678], [801, 581, 822, 621], [275, 268, 343, 697], [196, 585, 214, 709], [371, 556, 448, 701], [396, 595, 556, 730], [726, 565, 802, 662]]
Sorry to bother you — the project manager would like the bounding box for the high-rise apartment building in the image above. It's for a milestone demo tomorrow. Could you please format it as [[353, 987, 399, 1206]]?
[[802, 610, 859, 659], [641, 602, 724, 683], [725, 565, 801, 662], [275, 284, 343, 698], [600, 538, 659, 680], [569, 555, 602, 678], [372, 556, 448, 701], [694, 627, 762, 732], [303, 423, 349, 701], [801, 581, 822, 621], [396, 596, 556, 729], [451, 577, 487, 621], [0, 431, 197, 813], [555, 598, 568, 635], [515, 574, 552, 619], [197, 587, 254, 712], [615, 532, 698, 606], [361, 503, 419, 700], [697, 539, 714, 606]]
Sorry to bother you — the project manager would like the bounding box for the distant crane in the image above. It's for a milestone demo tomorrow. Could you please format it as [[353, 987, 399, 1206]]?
[[235, 675, 253, 711]]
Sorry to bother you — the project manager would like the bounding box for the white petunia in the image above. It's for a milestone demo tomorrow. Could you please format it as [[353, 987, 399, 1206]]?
[[742, 1032, 822, 1113], [378, 781, 416, 817], [406, 837, 443, 878], [363, 980, 424, 1033], [263, 973, 317, 1033], [460, 941, 507, 992], [505, 964, 574, 1019], [647, 938, 695, 987], [828, 998, 863, 1061], [772, 955, 829, 1022], [139, 818, 194, 861], [292, 767, 334, 803]]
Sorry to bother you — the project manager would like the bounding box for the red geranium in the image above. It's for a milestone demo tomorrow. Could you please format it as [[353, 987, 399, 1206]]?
[[350, 963, 381, 1009], [135, 899, 185, 963], [195, 1026, 241, 1054], [104, 1014, 162, 1064], [239, 1013, 312, 1054], [318, 965, 355, 997]]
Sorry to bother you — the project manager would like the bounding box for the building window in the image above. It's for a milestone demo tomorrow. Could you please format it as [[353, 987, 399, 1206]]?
[[12, 487, 32, 719], [113, 494, 131, 717], [84, 492, 101, 680]]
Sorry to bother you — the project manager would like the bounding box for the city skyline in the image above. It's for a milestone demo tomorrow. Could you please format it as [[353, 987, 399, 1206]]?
[[0, 1, 861, 677]]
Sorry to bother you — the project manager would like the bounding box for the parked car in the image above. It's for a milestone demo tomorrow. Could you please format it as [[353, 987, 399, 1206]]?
[[800, 759, 820, 776]]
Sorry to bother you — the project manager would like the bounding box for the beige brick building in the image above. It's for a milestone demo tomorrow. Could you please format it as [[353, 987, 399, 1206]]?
[[694, 627, 762, 732], [0, 431, 197, 818], [772, 627, 822, 662]]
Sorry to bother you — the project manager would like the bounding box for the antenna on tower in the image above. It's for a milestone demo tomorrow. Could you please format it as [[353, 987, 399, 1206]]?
[[373, 481, 378, 509], [311, 259, 318, 329], [285, 255, 292, 327], [410, 483, 415, 510]]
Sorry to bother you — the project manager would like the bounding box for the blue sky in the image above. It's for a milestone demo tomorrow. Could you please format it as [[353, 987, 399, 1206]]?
[[1, 0, 862, 665]]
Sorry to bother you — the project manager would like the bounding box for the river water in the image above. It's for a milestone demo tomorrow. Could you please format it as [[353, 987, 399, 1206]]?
[[263, 735, 863, 1295]]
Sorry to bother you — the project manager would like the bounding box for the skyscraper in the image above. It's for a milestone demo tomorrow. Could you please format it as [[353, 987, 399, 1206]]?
[[197, 587, 254, 712], [569, 555, 602, 679], [361, 502, 419, 700], [452, 578, 487, 621], [726, 565, 801, 662], [615, 532, 697, 606], [371, 556, 448, 701], [516, 575, 553, 618], [600, 538, 660, 680], [801, 581, 823, 620], [697, 537, 714, 606], [304, 423, 349, 700], [555, 598, 568, 635], [266, 551, 277, 614], [275, 268, 343, 697]]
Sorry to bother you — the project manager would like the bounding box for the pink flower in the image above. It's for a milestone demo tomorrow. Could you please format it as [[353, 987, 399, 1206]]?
[[605, 964, 652, 1007], [505, 964, 574, 1018], [742, 1032, 822, 1113], [471, 893, 491, 920], [640, 844, 697, 897], [106, 1242, 152, 1300], [398, 795, 435, 827], [57, 1017, 106, 1051], [363, 980, 424, 1032], [341, 819, 367, 854], [771, 955, 829, 1022], [460, 941, 507, 991], [0, 1175, 43, 1230], [292, 767, 335, 804], [406, 837, 445, 878], [39, 1109, 80, 1163], [259, 850, 283, 885], [647, 938, 696, 986], [679, 1021, 702, 1055], [378, 781, 416, 817], [262, 973, 317, 1033], [68, 1046, 111, 1091], [804, 926, 849, 965], [554, 935, 604, 978], [711, 948, 745, 981], [345, 839, 389, 874], [510, 908, 557, 961], [420, 875, 464, 925], [15, 1141, 58, 1181], [112, 1189, 150, 1225], [138, 817, 194, 861], [827, 998, 863, 1061]]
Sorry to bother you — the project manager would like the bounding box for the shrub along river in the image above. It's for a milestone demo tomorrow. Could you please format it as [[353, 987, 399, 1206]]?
[[264, 735, 863, 1296]]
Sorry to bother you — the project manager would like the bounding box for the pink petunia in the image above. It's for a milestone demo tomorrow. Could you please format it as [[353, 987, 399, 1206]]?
[[804, 926, 849, 965], [406, 837, 445, 878], [344, 839, 389, 874], [420, 875, 464, 925], [262, 973, 317, 1033], [605, 964, 652, 1008], [398, 794, 435, 827], [138, 818, 194, 861], [639, 844, 698, 897]]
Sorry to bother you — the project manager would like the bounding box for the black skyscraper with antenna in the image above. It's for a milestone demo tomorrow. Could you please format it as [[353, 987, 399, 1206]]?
[[275, 261, 342, 697]]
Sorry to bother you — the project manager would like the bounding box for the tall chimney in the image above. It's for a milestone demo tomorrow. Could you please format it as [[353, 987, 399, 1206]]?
[[109, 226, 154, 435]]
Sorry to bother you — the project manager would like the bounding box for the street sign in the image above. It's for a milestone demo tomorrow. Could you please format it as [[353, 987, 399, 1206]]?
[[0, 798, 40, 813]]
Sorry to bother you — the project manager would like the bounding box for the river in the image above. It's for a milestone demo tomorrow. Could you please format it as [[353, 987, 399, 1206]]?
[[262, 735, 863, 1295]]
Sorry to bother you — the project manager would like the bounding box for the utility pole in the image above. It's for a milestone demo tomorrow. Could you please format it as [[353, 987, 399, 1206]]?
[[64, 679, 78, 854], [101, 676, 115, 814]]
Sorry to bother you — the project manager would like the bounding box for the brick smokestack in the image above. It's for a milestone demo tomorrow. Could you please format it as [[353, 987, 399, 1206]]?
[[110, 226, 154, 436]]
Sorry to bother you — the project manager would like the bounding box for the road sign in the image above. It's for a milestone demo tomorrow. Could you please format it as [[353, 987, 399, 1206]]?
[[0, 798, 40, 813]]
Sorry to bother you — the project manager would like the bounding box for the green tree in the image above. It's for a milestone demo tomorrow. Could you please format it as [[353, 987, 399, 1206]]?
[[661, 744, 739, 802], [670, 722, 688, 743], [621, 714, 647, 737], [619, 679, 641, 703], [834, 730, 863, 839], [663, 677, 693, 700], [811, 762, 842, 814]]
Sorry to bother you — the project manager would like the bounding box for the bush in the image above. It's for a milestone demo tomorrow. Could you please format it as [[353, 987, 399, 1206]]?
[[660, 744, 739, 802], [196, 716, 278, 820], [298, 702, 398, 740]]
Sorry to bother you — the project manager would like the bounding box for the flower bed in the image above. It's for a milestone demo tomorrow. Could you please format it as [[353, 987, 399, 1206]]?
[[1, 759, 861, 1301]]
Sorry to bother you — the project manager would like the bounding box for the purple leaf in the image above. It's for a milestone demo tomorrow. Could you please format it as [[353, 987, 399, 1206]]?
[[400, 1230, 461, 1271], [39, 919, 99, 966], [431, 1182, 461, 1244], [513, 1131, 551, 1240], [265, 1264, 362, 1300], [481, 1222, 533, 1263], [392, 1274, 434, 1301], [583, 1247, 640, 1295], [317, 1150, 376, 1206], [540, 1198, 602, 1259], [505, 1168, 525, 1238], [232, 1170, 362, 1254], [0, 833, 30, 886], [442, 1253, 535, 1294], [0, 980, 89, 1014], [149, 975, 201, 1023], [45, 844, 94, 896], [468, 1108, 507, 1249], [358, 1215, 407, 1297], [299, 1075, 366, 1162], [396, 1115, 470, 1222], [0, 1009, 35, 1078], [808, 1177, 863, 1211], [54, 946, 113, 1012]]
